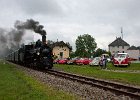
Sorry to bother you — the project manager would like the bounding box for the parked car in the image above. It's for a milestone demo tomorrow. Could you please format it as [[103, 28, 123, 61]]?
[[53, 58, 60, 64], [75, 58, 91, 65], [89, 57, 101, 66], [67, 57, 79, 65], [112, 53, 131, 67], [58, 58, 68, 64]]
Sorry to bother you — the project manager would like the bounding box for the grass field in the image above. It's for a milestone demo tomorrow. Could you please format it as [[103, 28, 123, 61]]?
[[0, 61, 79, 100], [54, 63, 140, 86], [107, 62, 140, 70]]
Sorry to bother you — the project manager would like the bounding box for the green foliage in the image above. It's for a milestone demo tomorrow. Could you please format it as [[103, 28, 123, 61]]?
[[93, 48, 104, 57], [0, 61, 79, 100], [69, 51, 76, 58], [93, 48, 111, 57], [75, 34, 97, 57]]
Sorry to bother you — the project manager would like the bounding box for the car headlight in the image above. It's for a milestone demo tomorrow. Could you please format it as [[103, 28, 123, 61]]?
[[37, 52, 40, 55]]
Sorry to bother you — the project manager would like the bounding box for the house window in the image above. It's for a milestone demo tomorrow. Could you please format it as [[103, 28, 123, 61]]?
[[60, 52, 63, 58], [117, 46, 119, 48], [122, 46, 124, 49]]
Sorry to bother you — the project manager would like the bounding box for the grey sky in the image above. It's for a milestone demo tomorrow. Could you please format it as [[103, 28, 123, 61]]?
[[0, 0, 140, 50]]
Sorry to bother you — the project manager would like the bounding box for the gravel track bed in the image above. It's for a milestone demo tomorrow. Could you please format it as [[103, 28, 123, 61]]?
[[16, 65, 135, 100]]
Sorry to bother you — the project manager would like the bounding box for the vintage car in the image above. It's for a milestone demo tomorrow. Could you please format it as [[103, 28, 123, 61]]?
[[112, 53, 131, 67], [53, 58, 60, 64], [89, 57, 101, 66], [67, 57, 79, 65], [58, 58, 68, 64], [75, 58, 91, 65]]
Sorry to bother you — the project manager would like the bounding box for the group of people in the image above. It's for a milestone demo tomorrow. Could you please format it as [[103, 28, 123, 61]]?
[[100, 55, 107, 69]]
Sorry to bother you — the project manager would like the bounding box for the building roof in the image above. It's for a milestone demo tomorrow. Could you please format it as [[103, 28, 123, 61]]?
[[48, 41, 72, 50], [108, 37, 130, 47], [128, 46, 140, 50]]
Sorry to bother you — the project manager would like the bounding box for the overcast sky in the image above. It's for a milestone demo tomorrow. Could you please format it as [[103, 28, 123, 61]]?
[[0, 0, 140, 51]]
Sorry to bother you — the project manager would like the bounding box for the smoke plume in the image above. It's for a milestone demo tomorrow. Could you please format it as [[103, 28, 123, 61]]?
[[0, 19, 46, 58], [15, 19, 46, 35]]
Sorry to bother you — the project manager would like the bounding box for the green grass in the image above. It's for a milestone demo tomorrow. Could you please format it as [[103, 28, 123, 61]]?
[[54, 64, 140, 86], [107, 62, 140, 70], [0, 61, 79, 100]]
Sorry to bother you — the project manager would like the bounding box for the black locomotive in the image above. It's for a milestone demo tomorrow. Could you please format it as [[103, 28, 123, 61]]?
[[5, 35, 53, 69]]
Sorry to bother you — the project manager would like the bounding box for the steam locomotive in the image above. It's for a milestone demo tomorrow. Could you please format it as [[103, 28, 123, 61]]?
[[5, 35, 53, 69]]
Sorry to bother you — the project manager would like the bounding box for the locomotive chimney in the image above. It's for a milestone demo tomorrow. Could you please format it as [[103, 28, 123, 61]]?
[[42, 35, 46, 44]]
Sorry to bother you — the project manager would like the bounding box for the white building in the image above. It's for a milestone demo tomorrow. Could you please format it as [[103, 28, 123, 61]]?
[[127, 46, 140, 60], [108, 37, 130, 54], [108, 37, 140, 60]]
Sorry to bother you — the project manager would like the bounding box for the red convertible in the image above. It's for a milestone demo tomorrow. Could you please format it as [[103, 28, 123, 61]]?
[[58, 58, 68, 64], [75, 58, 91, 65]]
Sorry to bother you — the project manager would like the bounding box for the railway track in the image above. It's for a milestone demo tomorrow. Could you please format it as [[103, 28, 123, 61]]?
[[6, 61, 140, 99], [46, 69, 140, 99]]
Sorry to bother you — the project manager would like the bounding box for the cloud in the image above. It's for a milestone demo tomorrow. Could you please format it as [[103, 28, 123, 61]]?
[[16, 0, 63, 16], [0, 0, 140, 53]]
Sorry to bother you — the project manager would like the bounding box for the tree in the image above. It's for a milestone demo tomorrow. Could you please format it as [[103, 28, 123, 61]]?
[[93, 48, 105, 57], [93, 48, 111, 57], [69, 51, 76, 58], [75, 34, 97, 57]]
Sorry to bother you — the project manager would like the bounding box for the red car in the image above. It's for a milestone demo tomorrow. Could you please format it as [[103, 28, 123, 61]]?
[[67, 57, 79, 65], [75, 58, 91, 65], [53, 58, 60, 64], [58, 58, 68, 64]]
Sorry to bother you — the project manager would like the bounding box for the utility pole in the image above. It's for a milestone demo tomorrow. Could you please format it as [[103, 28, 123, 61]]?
[[121, 27, 123, 39]]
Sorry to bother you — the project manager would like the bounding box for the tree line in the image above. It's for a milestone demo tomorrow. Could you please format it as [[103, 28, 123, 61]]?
[[48, 34, 111, 58]]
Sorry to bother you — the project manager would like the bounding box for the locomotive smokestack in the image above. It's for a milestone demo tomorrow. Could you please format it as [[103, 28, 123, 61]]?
[[42, 35, 46, 44]]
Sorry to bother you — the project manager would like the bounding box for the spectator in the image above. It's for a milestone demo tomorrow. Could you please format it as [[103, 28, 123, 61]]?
[[102, 55, 107, 69], [100, 56, 103, 69]]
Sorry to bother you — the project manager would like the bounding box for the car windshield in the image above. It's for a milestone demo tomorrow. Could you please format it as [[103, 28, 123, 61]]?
[[94, 57, 100, 60], [115, 54, 126, 58]]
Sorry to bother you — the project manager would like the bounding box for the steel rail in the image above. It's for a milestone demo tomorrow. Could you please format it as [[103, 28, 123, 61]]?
[[46, 69, 140, 99]]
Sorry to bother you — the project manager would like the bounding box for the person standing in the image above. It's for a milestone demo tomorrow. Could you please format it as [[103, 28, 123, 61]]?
[[100, 55, 103, 69], [102, 55, 107, 69]]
